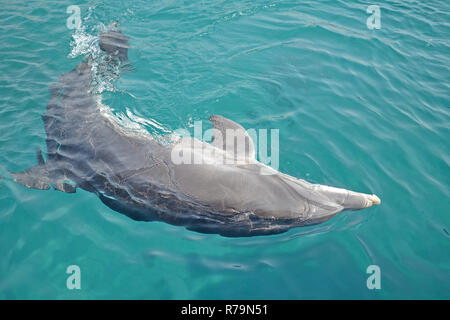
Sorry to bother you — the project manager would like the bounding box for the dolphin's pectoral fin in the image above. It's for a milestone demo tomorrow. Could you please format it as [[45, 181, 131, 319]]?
[[53, 180, 77, 193], [11, 148, 77, 193], [11, 148, 50, 190], [209, 114, 256, 160], [10, 165, 51, 190], [12, 166, 78, 193], [36, 148, 45, 165]]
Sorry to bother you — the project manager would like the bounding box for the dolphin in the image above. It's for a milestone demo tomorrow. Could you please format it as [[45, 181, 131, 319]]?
[[10, 27, 380, 237]]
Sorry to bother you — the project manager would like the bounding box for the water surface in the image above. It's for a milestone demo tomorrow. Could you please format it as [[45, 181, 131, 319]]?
[[0, 0, 449, 299]]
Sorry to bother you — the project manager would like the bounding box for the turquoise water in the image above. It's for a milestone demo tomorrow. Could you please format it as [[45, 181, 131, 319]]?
[[0, 0, 449, 299]]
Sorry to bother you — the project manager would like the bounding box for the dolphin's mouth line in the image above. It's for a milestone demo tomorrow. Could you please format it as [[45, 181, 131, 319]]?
[[276, 174, 342, 212]]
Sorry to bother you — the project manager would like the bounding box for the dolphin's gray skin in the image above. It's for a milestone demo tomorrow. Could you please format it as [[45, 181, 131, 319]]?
[[11, 28, 380, 237]]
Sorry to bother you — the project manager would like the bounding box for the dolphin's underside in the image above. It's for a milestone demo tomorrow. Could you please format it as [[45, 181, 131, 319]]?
[[10, 28, 380, 237]]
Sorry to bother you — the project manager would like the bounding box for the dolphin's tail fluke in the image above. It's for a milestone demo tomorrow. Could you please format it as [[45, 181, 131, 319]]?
[[313, 185, 381, 210], [99, 22, 130, 60]]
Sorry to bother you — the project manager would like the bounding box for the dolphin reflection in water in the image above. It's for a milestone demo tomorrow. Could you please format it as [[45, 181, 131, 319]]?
[[11, 27, 380, 237]]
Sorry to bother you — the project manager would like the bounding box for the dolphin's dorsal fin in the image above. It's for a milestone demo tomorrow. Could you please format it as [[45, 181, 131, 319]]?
[[209, 115, 255, 160]]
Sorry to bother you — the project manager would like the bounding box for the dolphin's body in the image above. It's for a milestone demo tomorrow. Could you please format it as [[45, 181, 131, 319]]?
[[11, 28, 380, 237]]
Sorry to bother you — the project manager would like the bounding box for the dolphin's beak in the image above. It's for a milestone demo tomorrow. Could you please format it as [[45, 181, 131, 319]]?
[[365, 194, 381, 207], [312, 184, 381, 210]]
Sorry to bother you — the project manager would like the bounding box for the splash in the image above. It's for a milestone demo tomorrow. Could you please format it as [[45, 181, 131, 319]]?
[[68, 19, 172, 142], [68, 27, 99, 59], [68, 23, 123, 94], [97, 97, 172, 145]]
